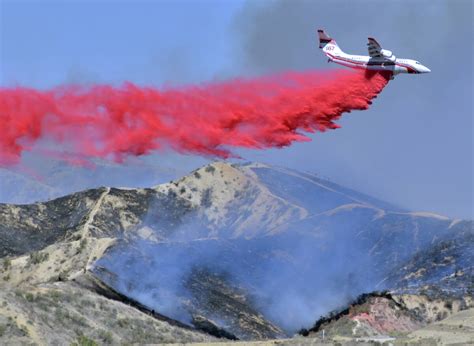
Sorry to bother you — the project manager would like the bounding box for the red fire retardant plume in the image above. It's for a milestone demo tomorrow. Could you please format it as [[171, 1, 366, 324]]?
[[0, 70, 390, 166]]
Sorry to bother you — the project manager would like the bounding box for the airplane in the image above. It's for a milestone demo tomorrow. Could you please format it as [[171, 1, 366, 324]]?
[[317, 29, 430, 78]]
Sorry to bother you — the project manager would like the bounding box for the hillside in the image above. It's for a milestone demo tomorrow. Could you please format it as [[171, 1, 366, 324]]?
[[300, 291, 472, 343], [0, 161, 472, 344]]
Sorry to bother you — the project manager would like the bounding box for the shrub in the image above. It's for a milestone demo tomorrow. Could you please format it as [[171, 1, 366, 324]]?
[[436, 311, 448, 321], [200, 188, 213, 207], [3, 258, 11, 271], [19, 324, 29, 336], [80, 299, 95, 308], [28, 251, 49, 265], [98, 329, 113, 344], [350, 304, 370, 315], [205, 165, 216, 173], [117, 318, 129, 328], [25, 293, 35, 302], [55, 307, 69, 322], [71, 335, 98, 346], [78, 239, 88, 253], [47, 290, 62, 302], [35, 299, 50, 311], [0, 324, 6, 337], [70, 313, 87, 328], [58, 270, 69, 281]]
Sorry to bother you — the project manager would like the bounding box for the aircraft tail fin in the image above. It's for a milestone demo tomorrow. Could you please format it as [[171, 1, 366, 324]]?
[[317, 29, 342, 54]]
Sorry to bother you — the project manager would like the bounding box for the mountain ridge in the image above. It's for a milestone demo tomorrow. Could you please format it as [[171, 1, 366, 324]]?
[[0, 161, 472, 344]]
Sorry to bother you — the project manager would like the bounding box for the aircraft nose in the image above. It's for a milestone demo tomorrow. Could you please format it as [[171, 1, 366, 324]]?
[[420, 65, 431, 73]]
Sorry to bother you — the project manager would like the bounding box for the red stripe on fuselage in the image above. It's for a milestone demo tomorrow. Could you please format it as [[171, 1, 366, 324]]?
[[327, 53, 367, 66]]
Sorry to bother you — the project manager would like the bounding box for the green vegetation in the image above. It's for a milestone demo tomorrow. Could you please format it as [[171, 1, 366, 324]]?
[[0, 286, 209, 344], [2, 258, 11, 271], [58, 270, 69, 281], [28, 251, 49, 265], [388, 330, 409, 337], [326, 317, 358, 337], [117, 318, 129, 328], [350, 304, 370, 315], [48, 290, 63, 302], [205, 165, 216, 173], [80, 299, 95, 308], [25, 292, 35, 302], [0, 324, 6, 337], [98, 329, 113, 344], [71, 335, 98, 346], [54, 306, 88, 328], [0, 318, 29, 338], [77, 238, 88, 253], [19, 324, 29, 336]]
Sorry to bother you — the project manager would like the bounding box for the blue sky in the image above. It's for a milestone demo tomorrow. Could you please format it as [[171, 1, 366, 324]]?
[[1, 0, 472, 218], [1, 0, 243, 87]]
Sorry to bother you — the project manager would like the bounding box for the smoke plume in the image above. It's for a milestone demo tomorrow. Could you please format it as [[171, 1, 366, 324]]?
[[1, 70, 389, 166]]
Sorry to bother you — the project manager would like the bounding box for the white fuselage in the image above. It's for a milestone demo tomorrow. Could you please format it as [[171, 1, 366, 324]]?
[[325, 50, 431, 75]]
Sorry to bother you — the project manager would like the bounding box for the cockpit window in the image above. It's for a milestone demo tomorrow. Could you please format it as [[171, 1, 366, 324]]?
[[415, 61, 420, 64]]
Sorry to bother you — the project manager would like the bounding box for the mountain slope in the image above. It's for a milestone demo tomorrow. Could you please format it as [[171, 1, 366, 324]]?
[[387, 222, 474, 296], [0, 161, 472, 343], [301, 291, 473, 343]]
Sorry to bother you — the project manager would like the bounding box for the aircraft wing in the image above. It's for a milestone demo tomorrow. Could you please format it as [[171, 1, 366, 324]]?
[[367, 37, 383, 58]]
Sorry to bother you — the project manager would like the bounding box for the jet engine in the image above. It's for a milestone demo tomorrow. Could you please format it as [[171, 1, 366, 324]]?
[[381, 49, 396, 62]]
